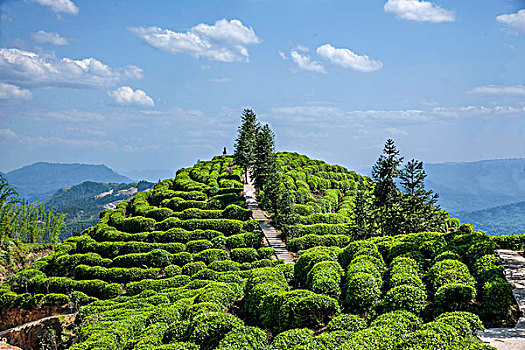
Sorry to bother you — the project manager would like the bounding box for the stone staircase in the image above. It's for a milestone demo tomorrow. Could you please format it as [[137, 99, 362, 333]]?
[[244, 175, 295, 264]]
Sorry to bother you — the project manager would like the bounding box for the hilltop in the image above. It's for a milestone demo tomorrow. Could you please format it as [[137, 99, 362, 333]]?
[[3, 162, 133, 202], [0, 113, 522, 349]]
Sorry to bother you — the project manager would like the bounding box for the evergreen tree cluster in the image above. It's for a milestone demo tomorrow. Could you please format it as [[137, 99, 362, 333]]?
[[371, 139, 446, 235], [233, 109, 292, 225]]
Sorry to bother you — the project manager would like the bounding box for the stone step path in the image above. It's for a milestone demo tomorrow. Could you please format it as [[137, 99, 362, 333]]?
[[244, 174, 295, 264], [478, 249, 525, 349]]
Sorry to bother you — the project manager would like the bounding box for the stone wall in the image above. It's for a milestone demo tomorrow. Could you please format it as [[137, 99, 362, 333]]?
[[0, 306, 68, 332]]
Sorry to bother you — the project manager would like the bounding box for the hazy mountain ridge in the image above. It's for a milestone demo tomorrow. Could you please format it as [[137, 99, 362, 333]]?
[[3, 162, 133, 202], [458, 201, 525, 235], [425, 158, 525, 212]]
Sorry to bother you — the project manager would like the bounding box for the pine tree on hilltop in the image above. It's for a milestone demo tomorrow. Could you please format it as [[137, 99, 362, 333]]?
[[252, 124, 276, 191], [372, 139, 404, 235], [234, 109, 260, 183], [399, 159, 444, 233], [372, 139, 403, 206]]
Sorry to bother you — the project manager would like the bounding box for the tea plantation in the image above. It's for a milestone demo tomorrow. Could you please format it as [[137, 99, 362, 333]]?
[[1, 149, 523, 349]]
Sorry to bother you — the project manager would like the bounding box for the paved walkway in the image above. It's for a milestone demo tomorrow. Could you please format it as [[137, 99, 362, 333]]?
[[478, 249, 525, 349], [244, 175, 294, 264]]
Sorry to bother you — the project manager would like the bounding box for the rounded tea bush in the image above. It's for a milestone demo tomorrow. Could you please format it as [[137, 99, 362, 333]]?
[[216, 326, 268, 350], [382, 285, 427, 315], [435, 283, 476, 311], [345, 272, 381, 314], [269, 328, 314, 350], [326, 314, 367, 332], [188, 312, 244, 350], [42, 293, 70, 306]]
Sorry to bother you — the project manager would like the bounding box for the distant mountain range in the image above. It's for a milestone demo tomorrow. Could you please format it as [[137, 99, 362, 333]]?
[[457, 201, 525, 235], [357, 158, 525, 235], [424, 158, 525, 213], [3, 162, 133, 202]]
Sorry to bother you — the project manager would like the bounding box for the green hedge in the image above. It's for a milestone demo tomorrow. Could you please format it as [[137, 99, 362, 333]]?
[[306, 260, 343, 299], [283, 223, 353, 240], [126, 275, 191, 295], [187, 312, 244, 350], [74, 264, 160, 283], [288, 234, 351, 252]]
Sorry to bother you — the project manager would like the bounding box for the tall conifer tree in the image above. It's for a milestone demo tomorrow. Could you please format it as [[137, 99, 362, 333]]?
[[371, 139, 404, 234], [399, 159, 443, 232], [234, 109, 259, 183], [252, 124, 275, 191]]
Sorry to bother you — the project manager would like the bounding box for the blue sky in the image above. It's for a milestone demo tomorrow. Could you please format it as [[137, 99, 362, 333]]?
[[0, 0, 524, 177]]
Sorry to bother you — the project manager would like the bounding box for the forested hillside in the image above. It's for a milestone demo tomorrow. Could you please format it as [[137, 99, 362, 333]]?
[[42, 180, 153, 239], [459, 201, 525, 235]]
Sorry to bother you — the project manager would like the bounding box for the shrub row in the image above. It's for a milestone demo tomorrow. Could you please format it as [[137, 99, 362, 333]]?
[[382, 257, 427, 315]]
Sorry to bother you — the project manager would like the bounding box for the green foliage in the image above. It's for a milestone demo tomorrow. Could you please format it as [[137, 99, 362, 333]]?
[[216, 326, 268, 350], [294, 246, 339, 286], [1, 175, 66, 244], [234, 109, 260, 178], [270, 328, 314, 350], [222, 204, 252, 221], [194, 249, 229, 265], [345, 272, 381, 315], [182, 261, 207, 276], [326, 314, 367, 332], [188, 312, 244, 350], [306, 260, 343, 299], [382, 285, 427, 314], [230, 247, 259, 263], [434, 283, 477, 312], [252, 123, 276, 191], [42, 293, 70, 306]]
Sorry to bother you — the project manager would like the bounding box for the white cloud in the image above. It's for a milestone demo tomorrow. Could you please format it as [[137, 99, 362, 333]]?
[[108, 86, 155, 107], [384, 0, 455, 23], [294, 45, 309, 52], [278, 51, 287, 60], [290, 50, 326, 73], [469, 85, 525, 96], [130, 19, 261, 63], [0, 128, 17, 139], [209, 78, 231, 83], [0, 82, 32, 100], [496, 10, 525, 34], [191, 19, 261, 45], [48, 109, 105, 122], [30, 0, 79, 15], [31, 31, 69, 45], [267, 104, 523, 127], [316, 44, 383, 72], [384, 127, 409, 136], [0, 48, 143, 88]]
